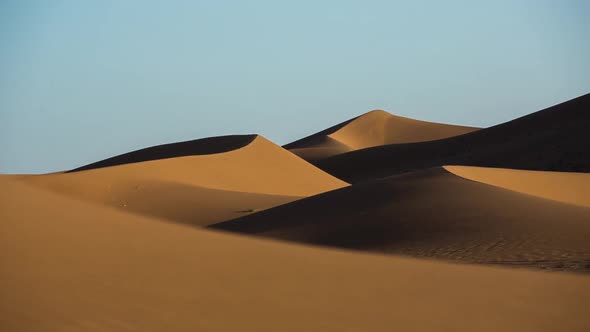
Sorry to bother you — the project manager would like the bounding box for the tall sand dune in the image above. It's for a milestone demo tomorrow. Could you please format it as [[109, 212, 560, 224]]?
[[316, 93, 590, 182], [2, 176, 590, 332], [18, 135, 347, 226], [285, 110, 479, 161], [213, 167, 590, 272]]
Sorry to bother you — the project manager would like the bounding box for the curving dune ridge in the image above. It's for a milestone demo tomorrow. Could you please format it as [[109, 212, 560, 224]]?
[[444, 165, 590, 207], [285, 110, 479, 161], [316, 93, 590, 182], [69, 134, 259, 172], [213, 166, 590, 271], [18, 135, 348, 226]]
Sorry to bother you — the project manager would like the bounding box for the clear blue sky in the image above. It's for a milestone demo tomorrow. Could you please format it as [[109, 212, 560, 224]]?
[[2, 0, 589, 173]]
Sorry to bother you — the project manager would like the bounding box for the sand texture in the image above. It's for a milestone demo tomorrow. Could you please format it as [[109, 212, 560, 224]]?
[[213, 167, 590, 272], [2, 177, 590, 332]]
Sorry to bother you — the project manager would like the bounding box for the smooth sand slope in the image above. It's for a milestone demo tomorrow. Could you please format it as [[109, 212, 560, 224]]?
[[316, 93, 590, 182], [213, 167, 590, 272], [18, 135, 347, 226], [285, 110, 479, 161], [2, 177, 590, 332], [444, 165, 590, 207]]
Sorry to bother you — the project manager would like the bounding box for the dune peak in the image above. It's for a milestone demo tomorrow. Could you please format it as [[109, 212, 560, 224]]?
[[70, 134, 259, 172], [286, 109, 479, 161], [317, 93, 590, 182]]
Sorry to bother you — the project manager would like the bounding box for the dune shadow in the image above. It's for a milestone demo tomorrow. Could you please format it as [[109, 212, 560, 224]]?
[[69, 134, 257, 172], [73, 179, 298, 227], [316, 93, 590, 182]]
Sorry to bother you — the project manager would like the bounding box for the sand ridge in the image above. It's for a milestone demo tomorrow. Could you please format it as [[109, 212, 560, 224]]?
[[444, 165, 590, 207], [286, 109, 479, 161], [213, 166, 590, 271], [316, 93, 590, 182], [18, 135, 348, 226], [2, 176, 590, 332], [69, 134, 258, 171]]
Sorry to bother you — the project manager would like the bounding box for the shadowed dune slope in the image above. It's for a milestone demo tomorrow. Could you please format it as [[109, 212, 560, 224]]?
[[22, 178, 298, 227], [2, 177, 590, 332], [316, 93, 590, 182], [18, 135, 347, 226], [444, 165, 590, 207], [69, 134, 258, 171], [285, 110, 479, 161], [213, 167, 590, 272]]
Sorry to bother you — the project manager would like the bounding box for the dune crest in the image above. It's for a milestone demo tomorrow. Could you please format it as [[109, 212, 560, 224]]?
[[19, 135, 348, 226], [213, 167, 590, 272], [286, 109, 479, 161], [444, 165, 590, 207], [317, 93, 590, 182], [70, 134, 258, 172]]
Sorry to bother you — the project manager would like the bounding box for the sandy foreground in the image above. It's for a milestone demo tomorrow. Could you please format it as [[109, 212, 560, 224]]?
[[2, 176, 590, 332]]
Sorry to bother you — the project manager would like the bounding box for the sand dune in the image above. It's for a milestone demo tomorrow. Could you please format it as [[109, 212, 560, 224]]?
[[2, 176, 590, 332], [315, 93, 590, 182], [286, 110, 479, 161], [213, 167, 590, 272], [444, 165, 590, 207], [59, 134, 348, 197], [18, 135, 347, 226], [2, 94, 590, 331]]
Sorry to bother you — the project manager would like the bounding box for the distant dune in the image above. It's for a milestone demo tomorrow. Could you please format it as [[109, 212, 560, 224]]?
[[2, 176, 589, 332], [18, 135, 347, 226], [316, 93, 590, 182], [285, 110, 479, 161], [213, 166, 590, 271]]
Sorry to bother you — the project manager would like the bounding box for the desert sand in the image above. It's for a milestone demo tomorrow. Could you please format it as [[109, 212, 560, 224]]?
[[2, 94, 590, 331], [316, 93, 590, 182], [285, 110, 479, 161], [16, 135, 347, 226], [2, 176, 590, 332], [444, 165, 590, 207], [213, 166, 590, 271]]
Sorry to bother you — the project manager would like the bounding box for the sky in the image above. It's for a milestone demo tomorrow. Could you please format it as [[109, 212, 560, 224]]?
[[1, 0, 589, 174]]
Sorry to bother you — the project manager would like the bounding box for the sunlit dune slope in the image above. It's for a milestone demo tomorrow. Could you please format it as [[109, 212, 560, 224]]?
[[1, 177, 589, 332], [316, 93, 590, 182], [285, 110, 479, 161], [444, 165, 590, 207], [213, 167, 590, 272], [19, 135, 347, 226]]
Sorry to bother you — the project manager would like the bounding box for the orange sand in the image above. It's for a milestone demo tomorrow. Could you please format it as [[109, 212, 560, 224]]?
[[2, 176, 589, 332], [286, 110, 479, 161]]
